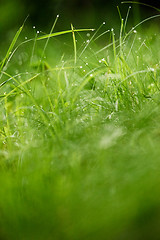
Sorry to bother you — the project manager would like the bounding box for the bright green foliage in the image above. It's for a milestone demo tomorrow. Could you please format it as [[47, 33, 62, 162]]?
[[0, 16, 160, 240]]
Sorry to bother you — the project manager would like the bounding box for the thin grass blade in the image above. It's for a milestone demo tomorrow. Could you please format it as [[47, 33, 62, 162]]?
[[37, 29, 94, 41], [0, 25, 24, 73], [71, 24, 77, 64]]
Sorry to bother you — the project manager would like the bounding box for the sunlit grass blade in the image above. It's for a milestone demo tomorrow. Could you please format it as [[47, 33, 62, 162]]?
[[124, 6, 132, 33], [121, 1, 160, 12], [79, 22, 105, 58], [71, 24, 77, 65], [0, 25, 24, 74], [40, 14, 60, 63], [37, 28, 94, 40], [124, 14, 160, 41]]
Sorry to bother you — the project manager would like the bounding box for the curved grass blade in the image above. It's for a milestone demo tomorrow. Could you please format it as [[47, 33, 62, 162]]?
[[121, 1, 160, 12], [37, 28, 94, 41], [71, 24, 77, 64], [124, 14, 160, 41], [0, 25, 24, 74], [41, 15, 60, 58]]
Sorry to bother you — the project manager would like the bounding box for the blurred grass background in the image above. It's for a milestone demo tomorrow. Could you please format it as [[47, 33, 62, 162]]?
[[0, 0, 160, 239], [0, 0, 160, 35]]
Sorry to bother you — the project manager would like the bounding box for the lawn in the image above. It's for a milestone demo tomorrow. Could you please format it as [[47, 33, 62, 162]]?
[[0, 11, 160, 240]]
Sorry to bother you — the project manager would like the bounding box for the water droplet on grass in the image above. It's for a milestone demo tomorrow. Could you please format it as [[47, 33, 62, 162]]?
[[148, 67, 155, 72]]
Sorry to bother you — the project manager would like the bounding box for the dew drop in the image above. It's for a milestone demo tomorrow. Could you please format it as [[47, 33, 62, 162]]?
[[149, 68, 155, 72]]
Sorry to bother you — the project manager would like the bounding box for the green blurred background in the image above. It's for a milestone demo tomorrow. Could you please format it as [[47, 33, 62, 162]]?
[[0, 0, 160, 35]]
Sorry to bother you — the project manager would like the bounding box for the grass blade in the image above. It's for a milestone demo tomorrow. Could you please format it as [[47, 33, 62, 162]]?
[[71, 24, 77, 65], [121, 1, 160, 12], [0, 25, 24, 73], [37, 29, 94, 41]]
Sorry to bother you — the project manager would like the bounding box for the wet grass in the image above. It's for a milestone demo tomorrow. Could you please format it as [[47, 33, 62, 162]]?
[[0, 11, 160, 240]]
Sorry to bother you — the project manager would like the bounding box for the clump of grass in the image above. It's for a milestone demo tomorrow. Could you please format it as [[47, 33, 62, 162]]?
[[0, 8, 160, 240]]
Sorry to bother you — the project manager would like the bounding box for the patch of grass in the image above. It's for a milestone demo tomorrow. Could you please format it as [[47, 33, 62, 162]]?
[[0, 10, 160, 240]]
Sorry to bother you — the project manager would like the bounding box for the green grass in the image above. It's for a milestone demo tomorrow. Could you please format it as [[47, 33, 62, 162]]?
[[0, 12, 160, 240]]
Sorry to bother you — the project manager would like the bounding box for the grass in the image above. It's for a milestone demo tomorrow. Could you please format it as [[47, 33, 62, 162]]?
[[0, 10, 160, 239]]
